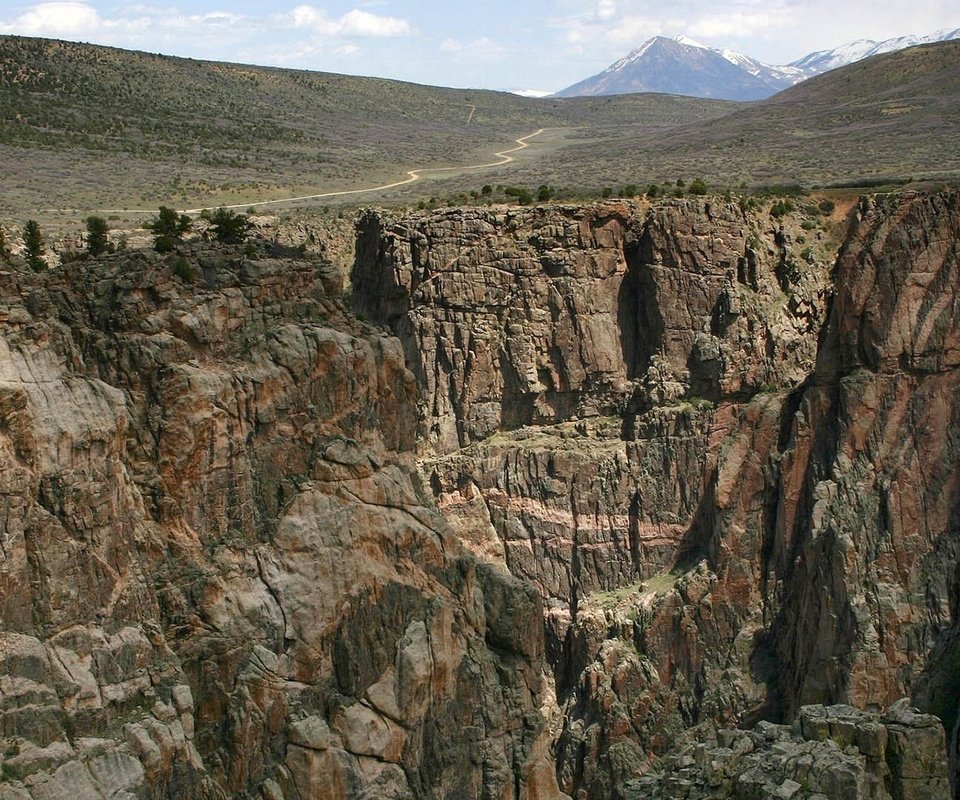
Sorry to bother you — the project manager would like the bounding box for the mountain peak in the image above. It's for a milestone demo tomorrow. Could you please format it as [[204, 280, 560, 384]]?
[[557, 28, 960, 101], [672, 34, 707, 48], [556, 33, 785, 100]]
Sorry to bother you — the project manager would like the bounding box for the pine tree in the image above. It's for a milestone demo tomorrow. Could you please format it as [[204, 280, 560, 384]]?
[[208, 208, 249, 244], [147, 206, 191, 252], [23, 220, 45, 271], [86, 216, 110, 256]]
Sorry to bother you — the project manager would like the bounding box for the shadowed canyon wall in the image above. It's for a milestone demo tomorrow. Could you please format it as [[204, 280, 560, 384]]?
[[354, 193, 959, 799], [0, 192, 956, 800]]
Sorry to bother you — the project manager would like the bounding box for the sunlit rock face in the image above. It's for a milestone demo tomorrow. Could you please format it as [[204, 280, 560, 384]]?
[[355, 193, 959, 799], [0, 191, 956, 800], [0, 244, 557, 800]]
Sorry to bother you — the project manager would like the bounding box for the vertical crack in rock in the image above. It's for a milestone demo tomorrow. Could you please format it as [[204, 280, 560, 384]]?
[[2, 192, 959, 800], [353, 194, 959, 799]]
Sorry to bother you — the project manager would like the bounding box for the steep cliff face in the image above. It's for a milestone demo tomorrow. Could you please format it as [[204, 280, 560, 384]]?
[[353, 193, 959, 799], [353, 201, 826, 457], [2, 190, 956, 800], [0, 244, 557, 799], [770, 192, 960, 789]]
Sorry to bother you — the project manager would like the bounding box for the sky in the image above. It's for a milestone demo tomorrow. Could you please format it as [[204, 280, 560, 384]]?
[[0, 1, 958, 95]]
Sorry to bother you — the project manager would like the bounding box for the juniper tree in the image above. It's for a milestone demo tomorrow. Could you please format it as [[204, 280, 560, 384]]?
[[147, 206, 191, 252], [85, 215, 110, 256], [23, 220, 44, 271], [208, 208, 249, 245]]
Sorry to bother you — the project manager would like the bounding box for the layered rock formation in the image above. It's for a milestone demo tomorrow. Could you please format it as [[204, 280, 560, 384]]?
[[0, 243, 558, 799], [1, 190, 956, 800], [353, 193, 959, 799]]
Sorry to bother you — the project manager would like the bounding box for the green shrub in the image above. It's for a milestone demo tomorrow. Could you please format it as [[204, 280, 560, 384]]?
[[154, 234, 176, 253], [173, 256, 195, 282], [208, 207, 249, 244], [85, 215, 110, 255], [770, 199, 795, 218], [689, 178, 708, 195], [23, 220, 44, 271], [818, 199, 836, 214], [505, 186, 534, 204]]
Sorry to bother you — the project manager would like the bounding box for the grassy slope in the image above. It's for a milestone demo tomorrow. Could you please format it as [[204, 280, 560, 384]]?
[[0, 35, 736, 223], [1, 36, 957, 229], [507, 40, 960, 190]]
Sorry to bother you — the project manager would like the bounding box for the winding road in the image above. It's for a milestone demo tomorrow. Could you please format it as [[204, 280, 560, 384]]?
[[86, 128, 546, 216], [183, 127, 545, 213]]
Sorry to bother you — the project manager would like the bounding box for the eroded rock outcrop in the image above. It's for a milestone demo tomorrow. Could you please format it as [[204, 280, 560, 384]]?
[[353, 194, 959, 798], [2, 189, 956, 800], [628, 701, 951, 799], [0, 243, 559, 799]]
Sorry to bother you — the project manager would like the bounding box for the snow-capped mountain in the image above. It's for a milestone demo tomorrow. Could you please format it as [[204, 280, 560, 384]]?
[[790, 28, 960, 74], [554, 36, 791, 100], [556, 29, 960, 100]]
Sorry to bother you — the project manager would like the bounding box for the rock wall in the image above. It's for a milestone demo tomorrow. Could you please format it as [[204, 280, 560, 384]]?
[[630, 701, 951, 799], [353, 193, 959, 799], [1, 190, 956, 800], [353, 201, 826, 456], [0, 243, 559, 799]]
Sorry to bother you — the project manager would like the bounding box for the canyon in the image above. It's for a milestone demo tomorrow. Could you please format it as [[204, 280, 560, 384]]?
[[0, 191, 957, 799]]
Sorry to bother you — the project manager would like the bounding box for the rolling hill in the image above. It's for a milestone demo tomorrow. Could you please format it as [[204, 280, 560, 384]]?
[[0, 35, 958, 232], [0, 35, 735, 226]]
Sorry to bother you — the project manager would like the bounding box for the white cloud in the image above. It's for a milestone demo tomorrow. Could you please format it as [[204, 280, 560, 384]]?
[[196, 11, 245, 27], [596, 1, 617, 21], [290, 6, 412, 37], [439, 36, 505, 58], [605, 15, 664, 44], [2, 1, 99, 36], [0, 2, 253, 41], [511, 88, 552, 98], [340, 9, 410, 37], [688, 8, 795, 39]]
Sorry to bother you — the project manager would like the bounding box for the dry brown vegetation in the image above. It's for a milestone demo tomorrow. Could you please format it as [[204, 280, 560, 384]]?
[[1, 35, 958, 233]]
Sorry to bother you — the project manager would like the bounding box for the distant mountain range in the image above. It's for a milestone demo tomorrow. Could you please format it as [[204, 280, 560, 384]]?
[[556, 29, 960, 100]]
